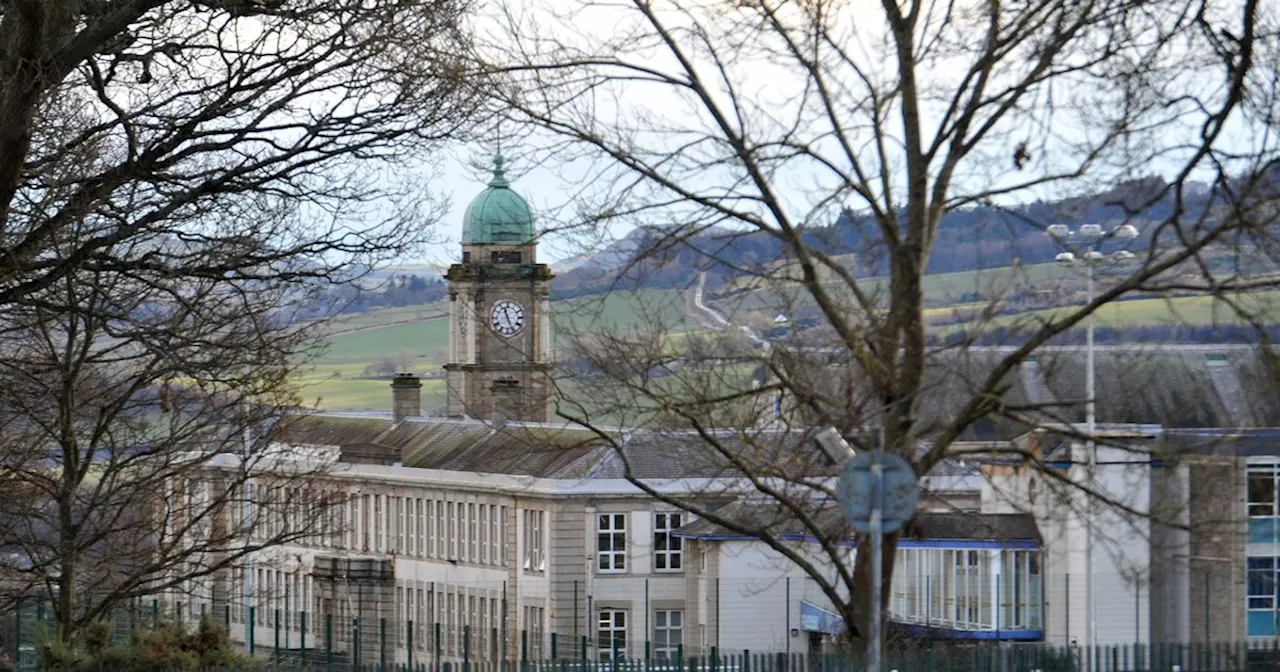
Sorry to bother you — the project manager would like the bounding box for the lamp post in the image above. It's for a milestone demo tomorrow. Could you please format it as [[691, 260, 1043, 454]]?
[[1046, 222, 1138, 661]]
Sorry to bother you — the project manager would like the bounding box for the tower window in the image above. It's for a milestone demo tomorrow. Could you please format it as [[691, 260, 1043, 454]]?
[[462, 251, 471, 263], [492, 378, 520, 392], [491, 251, 522, 264]]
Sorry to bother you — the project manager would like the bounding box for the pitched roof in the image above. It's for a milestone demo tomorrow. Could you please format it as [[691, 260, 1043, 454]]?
[[766, 344, 1280, 435], [673, 499, 1040, 543]]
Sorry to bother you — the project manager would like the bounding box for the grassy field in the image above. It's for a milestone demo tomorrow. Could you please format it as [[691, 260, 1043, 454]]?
[[297, 288, 692, 410], [293, 269, 1280, 412], [943, 291, 1280, 335]]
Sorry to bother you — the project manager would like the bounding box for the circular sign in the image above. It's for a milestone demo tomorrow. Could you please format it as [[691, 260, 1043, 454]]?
[[837, 451, 919, 535]]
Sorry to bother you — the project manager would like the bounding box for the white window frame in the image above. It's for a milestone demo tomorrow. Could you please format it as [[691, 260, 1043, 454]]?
[[1250, 464, 1279, 517], [469, 503, 478, 561], [479, 504, 489, 564], [597, 513, 627, 573], [597, 609, 627, 661], [524, 510, 545, 573], [653, 512, 684, 572], [653, 609, 683, 661]]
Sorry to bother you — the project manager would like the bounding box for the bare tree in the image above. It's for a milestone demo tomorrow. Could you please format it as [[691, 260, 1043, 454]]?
[[0, 229, 342, 643], [1, 0, 474, 304], [0, 0, 476, 643], [477, 0, 1280, 653]]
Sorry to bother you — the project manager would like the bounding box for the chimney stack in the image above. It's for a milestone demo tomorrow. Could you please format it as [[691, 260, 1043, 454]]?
[[391, 373, 422, 423]]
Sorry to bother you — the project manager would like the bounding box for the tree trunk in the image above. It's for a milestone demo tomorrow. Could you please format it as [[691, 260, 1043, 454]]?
[[843, 531, 900, 655]]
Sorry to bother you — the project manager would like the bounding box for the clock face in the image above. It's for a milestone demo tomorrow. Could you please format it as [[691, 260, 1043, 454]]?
[[489, 299, 525, 336]]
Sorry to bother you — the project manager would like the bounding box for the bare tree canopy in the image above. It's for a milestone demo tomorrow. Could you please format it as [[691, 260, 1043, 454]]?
[[0, 0, 476, 642], [475, 0, 1280, 653], [1, 0, 473, 302]]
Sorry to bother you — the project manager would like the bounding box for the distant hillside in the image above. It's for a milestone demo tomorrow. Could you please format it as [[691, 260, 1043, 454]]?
[[548, 175, 1276, 300]]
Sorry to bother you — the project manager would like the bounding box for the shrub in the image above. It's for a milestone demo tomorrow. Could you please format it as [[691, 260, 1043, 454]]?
[[37, 617, 255, 672]]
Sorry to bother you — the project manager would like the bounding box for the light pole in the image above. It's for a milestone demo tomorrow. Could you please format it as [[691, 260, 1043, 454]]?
[[1046, 222, 1138, 660]]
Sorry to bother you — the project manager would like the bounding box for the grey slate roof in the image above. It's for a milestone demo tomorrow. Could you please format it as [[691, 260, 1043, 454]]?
[[672, 499, 1040, 543], [764, 344, 1280, 436]]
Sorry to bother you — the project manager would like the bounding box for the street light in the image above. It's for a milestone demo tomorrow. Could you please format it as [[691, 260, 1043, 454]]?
[[1047, 222, 1139, 660]]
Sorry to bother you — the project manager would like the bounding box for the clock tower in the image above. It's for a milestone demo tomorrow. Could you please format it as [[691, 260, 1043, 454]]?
[[444, 153, 554, 423]]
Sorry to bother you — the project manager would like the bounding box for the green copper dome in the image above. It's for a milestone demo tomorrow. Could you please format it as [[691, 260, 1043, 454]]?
[[461, 154, 535, 245]]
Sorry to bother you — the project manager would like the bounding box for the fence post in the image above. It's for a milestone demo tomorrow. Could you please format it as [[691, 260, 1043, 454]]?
[[522, 628, 529, 672], [355, 614, 361, 670], [381, 618, 387, 672], [225, 604, 231, 631], [275, 609, 281, 668], [13, 597, 20, 663], [435, 622, 443, 672], [301, 611, 307, 661], [551, 632, 558, 662], [784, 578, 790, 658], [325, 613, 333, 672], [249, 606, 256, 655], [409, 620, 416, 671]]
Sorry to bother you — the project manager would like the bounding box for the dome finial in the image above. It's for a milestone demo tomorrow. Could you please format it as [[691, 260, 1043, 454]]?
[[489, 148, 509, 188]]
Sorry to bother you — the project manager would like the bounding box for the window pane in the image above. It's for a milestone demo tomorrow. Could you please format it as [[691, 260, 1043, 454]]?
[[655, 611, 666, 627], [614, 514, 625, 528], [671, 554, 681, 569], [1250, 474, 1276, 513], [656, 555, 666, 570], [615, 612, 625, 627], [599, 533, 612, 552], [616, 535, 626, 552], [599, 515, 609, 530]]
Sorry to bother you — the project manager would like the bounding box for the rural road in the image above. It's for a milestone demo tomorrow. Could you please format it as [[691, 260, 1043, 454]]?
[[689, 272, 770, 349]]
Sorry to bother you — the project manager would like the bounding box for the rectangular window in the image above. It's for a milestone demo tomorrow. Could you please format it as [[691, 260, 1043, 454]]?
[[524, 510, 545, 572], [427, 499, 436, 558], [460, 502, 469, 562], [524, 606, 545, 659], [1250, 467, 1277, 517], [491, 507, 501, 565], [499, 506, 508, 566], [653, 610, 683, 661], [1249, 557, 1276, 609], [417, 499, 425, 557], [437, 501, 445, 558], [395, 497, 404, 553], [469, 503, 479, 561], [597, 514, 626, 572], [597, 610, 627, 661], [480, 505, 489, 564], [654, 513, 683, 571], [448, 502, 457, 560], [374, 495, 384, 552], [362, 494, 371, 550], [407, 498, 416, 556]]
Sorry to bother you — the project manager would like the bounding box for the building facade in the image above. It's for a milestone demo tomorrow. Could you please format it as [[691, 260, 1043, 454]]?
[[183, 157, 1280, 664]]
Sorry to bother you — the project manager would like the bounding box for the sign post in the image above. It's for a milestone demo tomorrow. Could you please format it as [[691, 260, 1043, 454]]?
[[837, 448, 919, 672]]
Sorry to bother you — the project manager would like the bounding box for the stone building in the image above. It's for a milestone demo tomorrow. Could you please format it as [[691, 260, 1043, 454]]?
[[194, 154, 1280, 665]]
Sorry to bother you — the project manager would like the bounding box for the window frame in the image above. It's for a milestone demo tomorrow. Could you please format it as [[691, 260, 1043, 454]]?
[[1250, 465, 1279, 517], [652, 609, 683, 661], [597, 513, 627, 573], [597, 609, 627, 661], [653, 512, 684, 572]]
